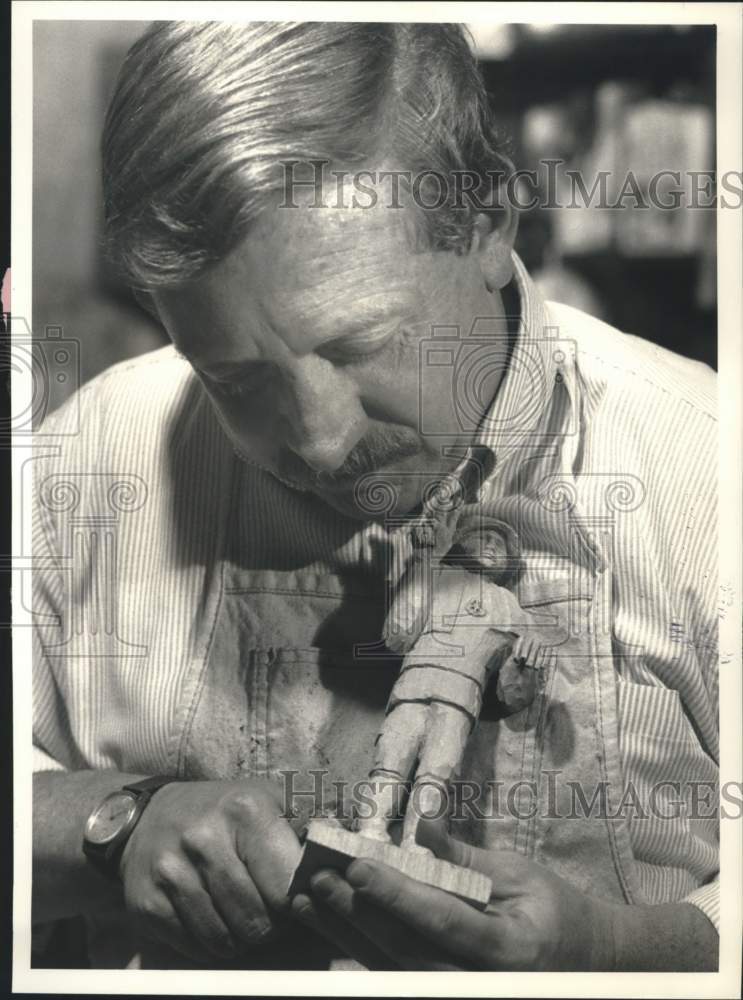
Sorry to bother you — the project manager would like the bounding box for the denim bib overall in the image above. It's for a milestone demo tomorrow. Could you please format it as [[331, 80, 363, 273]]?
[[171, 459, 646, 925]]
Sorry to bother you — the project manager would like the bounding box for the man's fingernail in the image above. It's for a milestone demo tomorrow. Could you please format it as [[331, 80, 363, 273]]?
[[310, 870, 337, 896], [346, 861, 372, 888], [291, 895, 314, 923]]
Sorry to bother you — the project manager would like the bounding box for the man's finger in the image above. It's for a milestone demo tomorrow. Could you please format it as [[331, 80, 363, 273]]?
[[339, 858, 504, 966], [291, 893, 400, 971], [161, 872, 238, 960], [200, 859, 279, 948], [133, 889, 218, 965], [233, 796, 303, 913], [414, 814, 479, 867], [415, 815, 530, 895], [310, 867, 483, 970]]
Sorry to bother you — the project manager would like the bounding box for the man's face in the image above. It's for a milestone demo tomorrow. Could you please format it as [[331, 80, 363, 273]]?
[[153, 183, 511, 520]]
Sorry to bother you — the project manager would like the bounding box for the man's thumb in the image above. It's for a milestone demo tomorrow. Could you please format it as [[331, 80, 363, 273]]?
[[415, 815, 495, 878], [416, 816, 533, 893]]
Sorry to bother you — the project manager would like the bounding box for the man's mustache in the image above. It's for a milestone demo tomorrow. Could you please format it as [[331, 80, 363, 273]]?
[[277, 425, 422, 491]]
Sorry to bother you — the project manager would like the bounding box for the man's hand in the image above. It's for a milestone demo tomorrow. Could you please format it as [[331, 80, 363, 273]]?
[[292, 814, 612, 970], [292, 815, 717, 971], [119, 779, 302, 963]]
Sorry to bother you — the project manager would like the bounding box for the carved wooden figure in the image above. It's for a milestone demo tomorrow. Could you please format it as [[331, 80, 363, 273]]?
[[289, 500, 565, 908], [357, 513, 560, 853]]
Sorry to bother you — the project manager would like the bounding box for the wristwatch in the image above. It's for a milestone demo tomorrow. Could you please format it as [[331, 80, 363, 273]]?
[[82, 775, 175, 880]]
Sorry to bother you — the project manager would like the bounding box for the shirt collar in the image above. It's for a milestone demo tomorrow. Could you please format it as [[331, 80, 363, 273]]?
[[464, 250, 579, 494]]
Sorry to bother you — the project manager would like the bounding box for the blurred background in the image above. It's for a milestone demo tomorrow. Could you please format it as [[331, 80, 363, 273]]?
[[32, 21, 716, 423]]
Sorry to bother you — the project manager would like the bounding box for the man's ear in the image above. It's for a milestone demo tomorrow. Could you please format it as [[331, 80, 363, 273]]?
[[470, 202, 519, 292]]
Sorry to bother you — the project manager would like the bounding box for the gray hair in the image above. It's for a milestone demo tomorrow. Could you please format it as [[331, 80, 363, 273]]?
[[102, 21, 510, 289]]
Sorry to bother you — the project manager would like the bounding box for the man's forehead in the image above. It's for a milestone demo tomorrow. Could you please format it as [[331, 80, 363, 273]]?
[[158, 192, 434, 356], [256, 186, 420, 275]]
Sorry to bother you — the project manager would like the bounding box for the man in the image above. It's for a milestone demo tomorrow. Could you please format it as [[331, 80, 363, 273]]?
[[32, 21, 719, 971]]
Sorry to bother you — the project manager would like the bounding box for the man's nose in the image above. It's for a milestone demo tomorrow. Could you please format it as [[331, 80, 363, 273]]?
[[279, 355, 368, 474]]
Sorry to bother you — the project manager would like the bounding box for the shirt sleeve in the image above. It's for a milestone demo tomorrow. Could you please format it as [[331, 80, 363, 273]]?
[[33, 744, 66, 773], [681, 876, 720, 934], [32, 436, 75, 773], [32, 628, 71, 773]]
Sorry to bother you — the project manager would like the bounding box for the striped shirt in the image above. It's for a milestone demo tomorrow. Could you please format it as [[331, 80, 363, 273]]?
[[32, 254, 719, 945]]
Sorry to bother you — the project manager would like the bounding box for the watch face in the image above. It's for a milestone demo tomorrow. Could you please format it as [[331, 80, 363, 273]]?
[[84, 792, 138, 846]]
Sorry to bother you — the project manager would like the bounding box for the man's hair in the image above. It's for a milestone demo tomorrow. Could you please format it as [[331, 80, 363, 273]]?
[[102, 21, 509, 290]]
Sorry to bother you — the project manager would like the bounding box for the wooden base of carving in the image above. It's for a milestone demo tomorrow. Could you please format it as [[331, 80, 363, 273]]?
[[288, 819, 492, 910]]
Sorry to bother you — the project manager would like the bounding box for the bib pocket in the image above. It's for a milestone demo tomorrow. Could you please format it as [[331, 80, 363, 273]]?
[[262, 645, 400, 826]]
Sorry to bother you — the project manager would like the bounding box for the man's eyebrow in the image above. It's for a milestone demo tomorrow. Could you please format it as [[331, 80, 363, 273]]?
[[174, 348, 259, 379], [177, 307, 416, 376], [314, 307, 427, 353], [323, 311, 405, 339]]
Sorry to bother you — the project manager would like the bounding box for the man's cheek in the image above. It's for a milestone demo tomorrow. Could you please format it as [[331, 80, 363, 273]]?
[[415, 364, 462, 440], [209, 396, 282, 467]]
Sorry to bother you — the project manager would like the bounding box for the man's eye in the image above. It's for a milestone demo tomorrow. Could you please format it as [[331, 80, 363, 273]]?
[[206, 367, 269, 398], [321, 328, 403, 364]]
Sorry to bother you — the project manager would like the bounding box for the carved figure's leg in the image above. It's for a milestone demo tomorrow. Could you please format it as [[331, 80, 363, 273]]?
[[356, 701, 427, 843], [401, 701, 472, 853]]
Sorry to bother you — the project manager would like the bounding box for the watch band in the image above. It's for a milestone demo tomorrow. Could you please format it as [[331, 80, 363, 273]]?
[[122, 775, 178, 797], [83, 774, 176, 881]]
